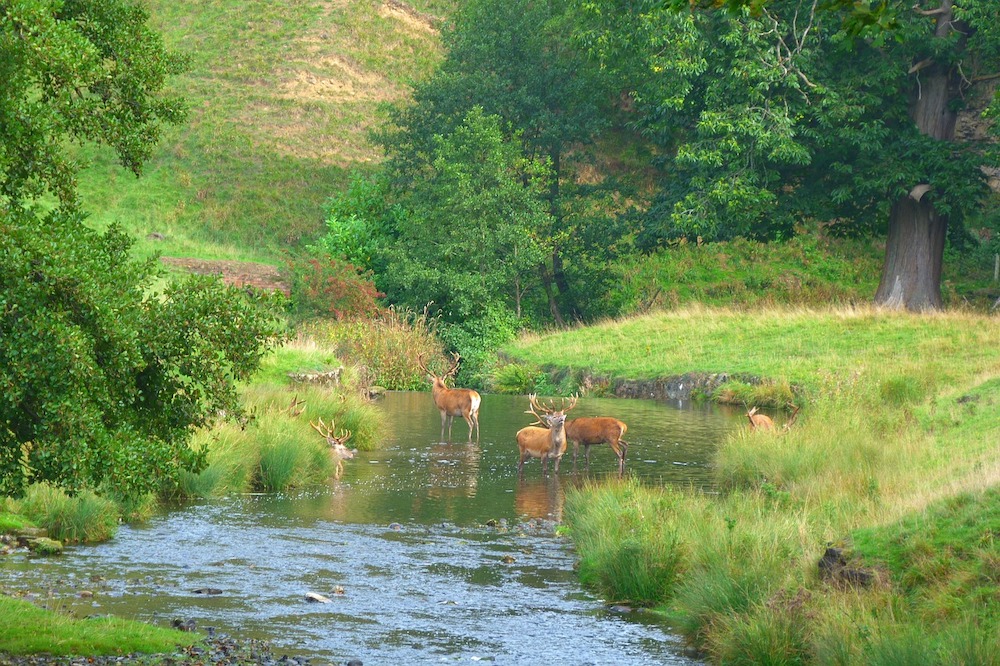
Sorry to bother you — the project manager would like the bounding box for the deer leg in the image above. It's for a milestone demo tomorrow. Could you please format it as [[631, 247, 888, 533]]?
[[518, 451, 526, 477], [617, 440, 629, 476], [439, 411, 448, 441], [572, 442, 580, 470], [585, 444, 592, 471], [470, 411, 480, 441]]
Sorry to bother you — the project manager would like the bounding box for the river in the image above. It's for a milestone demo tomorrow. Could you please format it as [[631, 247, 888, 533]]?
[[1, 392, 742, 665]]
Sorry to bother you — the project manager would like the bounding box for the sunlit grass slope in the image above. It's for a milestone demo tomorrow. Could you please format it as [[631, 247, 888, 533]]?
[[76, 0, 453, 263], [508, 306, 1000, 662]]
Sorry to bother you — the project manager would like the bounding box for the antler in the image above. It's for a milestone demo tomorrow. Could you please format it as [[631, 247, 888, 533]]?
[[311, 416, 334, 438], [416, 352, 431, 375], [287, 394, 306, 417], [525, 393, 578, 427], [311, 416, 352, 445], [444, 352, 461, 379]]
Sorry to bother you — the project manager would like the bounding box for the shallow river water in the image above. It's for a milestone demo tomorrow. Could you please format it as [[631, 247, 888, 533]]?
[[1, 392, 742, 665]]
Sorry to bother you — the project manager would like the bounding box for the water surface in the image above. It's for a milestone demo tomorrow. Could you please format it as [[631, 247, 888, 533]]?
[[1, 392, 741, 665]]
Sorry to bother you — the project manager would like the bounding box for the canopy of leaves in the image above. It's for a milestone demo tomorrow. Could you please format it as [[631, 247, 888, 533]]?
[[572, 0, 999, 245], [0, 210, 287, 502], [0, 0, 187, 210]]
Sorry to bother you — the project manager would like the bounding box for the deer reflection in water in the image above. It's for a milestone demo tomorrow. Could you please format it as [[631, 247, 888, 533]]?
[[515, 475, 565, 522]]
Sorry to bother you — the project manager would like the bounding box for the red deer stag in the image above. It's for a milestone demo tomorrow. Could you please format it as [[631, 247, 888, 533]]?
[[746, 406, 775, 431], [417, 352, 481, 442], [310, 416, 356, 479], [566, 416, 629, 476], [516, 394, 577, 476]]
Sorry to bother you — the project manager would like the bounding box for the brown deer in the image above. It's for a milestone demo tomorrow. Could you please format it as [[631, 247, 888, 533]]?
[[565, 416, 629, 476], [746, 406, 776, 431], [516, 394, 577, 476], [417, 352, 481, 442], [310, 416, 356, 479]]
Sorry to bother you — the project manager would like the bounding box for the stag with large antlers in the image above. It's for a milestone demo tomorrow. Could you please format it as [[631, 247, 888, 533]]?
[[417, 352, 481, 442], [515, 394, 577, 476], [310, 416, 356, 479]]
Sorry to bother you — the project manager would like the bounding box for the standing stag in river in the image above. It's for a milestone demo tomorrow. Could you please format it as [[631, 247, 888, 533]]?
[[566, 415, 629, 476], [417, 352, 481, 442], [516, 394, 577, 476]]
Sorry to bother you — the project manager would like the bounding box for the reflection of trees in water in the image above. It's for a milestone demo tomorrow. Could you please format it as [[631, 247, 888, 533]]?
[[515, 475, 564, 522]]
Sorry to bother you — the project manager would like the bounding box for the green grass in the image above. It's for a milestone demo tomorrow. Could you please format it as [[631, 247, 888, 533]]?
[[0, 595, 197, 656], [76, 0, 453, 262], [513, 305, 1000, 663]]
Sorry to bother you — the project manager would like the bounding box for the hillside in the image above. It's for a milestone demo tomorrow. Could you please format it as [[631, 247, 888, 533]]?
[[75, 0, 454, 270]]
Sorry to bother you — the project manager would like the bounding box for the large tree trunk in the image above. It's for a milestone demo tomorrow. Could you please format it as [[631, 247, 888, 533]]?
[[874, 0, 959, 311], [875, 197, 946, 310]]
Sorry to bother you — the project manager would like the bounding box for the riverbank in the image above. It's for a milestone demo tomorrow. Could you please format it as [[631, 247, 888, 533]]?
[[504, 305, 1000, 663]]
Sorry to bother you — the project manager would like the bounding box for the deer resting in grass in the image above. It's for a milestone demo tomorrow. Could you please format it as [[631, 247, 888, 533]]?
[[417, 352, 481, 442], [516, 394, 577, 476], [310, 416, 356, 479], [566, 416, 629, 476], [746, 406, 775, 431]]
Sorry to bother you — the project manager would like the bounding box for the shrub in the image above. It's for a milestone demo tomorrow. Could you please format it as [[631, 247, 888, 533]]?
[[285, 253, 384, 322]]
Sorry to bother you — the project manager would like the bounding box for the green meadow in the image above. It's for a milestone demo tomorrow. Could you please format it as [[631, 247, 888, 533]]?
[[506, 306, 1000, 663]]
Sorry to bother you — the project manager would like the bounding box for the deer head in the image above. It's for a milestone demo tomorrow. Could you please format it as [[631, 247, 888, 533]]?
[[525, 394, 578, 430], [286, 394, 306, 417], [416, 352, 461, 389], [310, 416, 356, 459]]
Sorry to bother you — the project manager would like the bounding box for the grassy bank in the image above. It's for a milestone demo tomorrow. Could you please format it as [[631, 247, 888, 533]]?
[[0, 595, 197, 657], [505, 306, 1000, 663]]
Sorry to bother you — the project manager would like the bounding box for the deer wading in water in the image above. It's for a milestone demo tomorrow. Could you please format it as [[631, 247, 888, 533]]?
[[516, 394, 577, 476], [417, 352, 481, 442], [310, 416, 356, 480]]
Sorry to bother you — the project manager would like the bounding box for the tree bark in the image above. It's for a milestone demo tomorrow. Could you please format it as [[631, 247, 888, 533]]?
[[875, 197, 946, 310], [874, 0, 959, 311]]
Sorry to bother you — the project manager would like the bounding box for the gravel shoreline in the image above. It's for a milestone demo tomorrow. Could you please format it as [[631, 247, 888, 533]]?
[[0, 634, 336, 666]]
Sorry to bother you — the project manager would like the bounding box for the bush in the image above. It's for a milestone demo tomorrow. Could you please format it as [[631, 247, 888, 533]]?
[[285, 253, 383, 322], [301, 307, 443, 390], [1, 209, 287, 504]]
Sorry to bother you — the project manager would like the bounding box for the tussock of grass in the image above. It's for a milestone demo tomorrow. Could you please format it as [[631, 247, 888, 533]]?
[[15, 484, 119, 543]]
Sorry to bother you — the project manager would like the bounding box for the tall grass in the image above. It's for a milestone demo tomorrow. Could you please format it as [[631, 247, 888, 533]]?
[[300, 306, 444, 390], [178, 382, 384, 498], [514, 306, 1000, 663], [14, 483, 119, 543]]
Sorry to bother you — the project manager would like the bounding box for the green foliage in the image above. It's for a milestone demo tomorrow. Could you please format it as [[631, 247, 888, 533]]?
[[572, 0, 999, 245], [492, 362, 552, 395], [438, 304, 521, 389], [15, 482, 118, 543], [0, 0, 187, 209], [0, 208, 288, 503], [378, 108, 551, 327], [315, 173, 403, 272]]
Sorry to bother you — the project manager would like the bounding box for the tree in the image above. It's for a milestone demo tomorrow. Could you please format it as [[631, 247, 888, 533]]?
[[378, 107, 550, 325], [0, 210, 287, 502], [376, 0, 618, 324], [1, 0, 187, 210], [571, 0, 1000, 310], [0, 1, 286, 503]]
